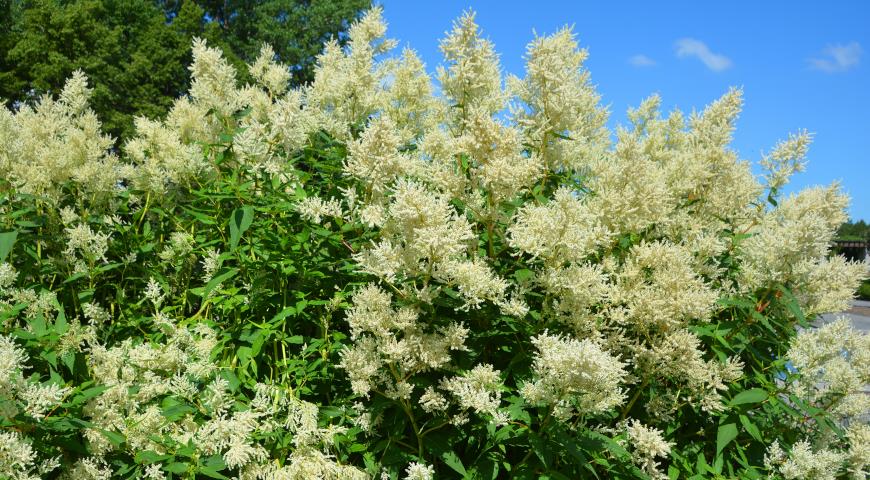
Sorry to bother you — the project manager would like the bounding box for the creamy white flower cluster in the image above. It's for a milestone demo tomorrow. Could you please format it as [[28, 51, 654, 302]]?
[[0, 29, 321, 206], [339, 286, 467, 391], [742, 185, 868, 317], [508, 27, 609, 171], [0, 335, 71, 422], [304, 6, 867, 463], [765, 439, 849, 480], [0, 264, 53, 327], [0, 430, 59, 480], [758, 320, 870, 479], [786, 318, 870, 419], [338, 283, 514, 428], [520, 332, 627, 420], [0, 71, 127, 203], [634, 329, 744, 415], [1, 3, 868, 478], [402, 461, 435, 480], [625, 420, 672, 479], [296, 196, 344, 225], [79, 315, 365, 478]]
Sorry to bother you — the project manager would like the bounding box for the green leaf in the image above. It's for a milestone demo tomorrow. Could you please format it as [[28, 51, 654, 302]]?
[[529, 433, 554, 468], [161, 401, 195, 421], [696, 452, 712, 474], [514, 269, 534, 282], [199, 455, 229, 478], [164, 462, 188, 474], [250, 330, 269, 356], [229, 206, 254, 250], [237, 346, 252, 364], [739, 414, 763, 442], [777, 285, 807, 325], [0, 231, 17, 262], [269, 306, 296, 324], [220, 370, 241, 391], [443, 451, 467, 476], [199, 467, 230, 479], [730, 388, 768, 406], [181, 207, 218, 225], [717, 423, 738, 455], [66, 385, 109, 406], [198, 267, 239, 300], [99, 429, 126, 448], [135, 450, 171, 464]]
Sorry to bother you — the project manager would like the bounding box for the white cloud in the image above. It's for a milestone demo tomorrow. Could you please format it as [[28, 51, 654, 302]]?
[[674, 38, 733, 72], [809, 42, 862, 73], [628, 54, 656, 67]]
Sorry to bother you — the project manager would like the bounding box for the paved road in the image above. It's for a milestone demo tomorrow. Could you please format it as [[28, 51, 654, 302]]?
[[818, 300, 870, 333]]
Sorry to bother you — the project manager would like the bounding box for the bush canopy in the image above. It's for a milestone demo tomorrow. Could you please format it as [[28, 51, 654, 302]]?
[[0, 7, 868, 480]]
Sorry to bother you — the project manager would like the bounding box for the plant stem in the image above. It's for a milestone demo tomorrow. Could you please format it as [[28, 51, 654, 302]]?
[[620, 377, 650, 420]]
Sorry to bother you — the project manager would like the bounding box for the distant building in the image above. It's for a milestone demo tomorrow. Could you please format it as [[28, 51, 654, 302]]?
[[834, 239, 868, 262]]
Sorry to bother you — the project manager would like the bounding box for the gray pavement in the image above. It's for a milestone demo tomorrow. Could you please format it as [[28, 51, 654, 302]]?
[[818, 300, 870, 333]]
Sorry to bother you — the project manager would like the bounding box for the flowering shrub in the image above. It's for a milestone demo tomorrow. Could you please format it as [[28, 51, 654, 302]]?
[[1, 6, 868, 479]]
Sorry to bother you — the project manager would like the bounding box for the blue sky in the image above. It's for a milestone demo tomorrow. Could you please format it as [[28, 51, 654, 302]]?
[[379, 0, 870, 220]]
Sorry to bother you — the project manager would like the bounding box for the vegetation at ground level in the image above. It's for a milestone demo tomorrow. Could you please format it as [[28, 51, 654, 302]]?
[[1, 7, 869, 480]]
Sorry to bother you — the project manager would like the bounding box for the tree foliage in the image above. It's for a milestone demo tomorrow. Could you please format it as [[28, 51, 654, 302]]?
[[0, 0, 370, 141], [159, 0, 370, 84], [837, 219, 870, 242]]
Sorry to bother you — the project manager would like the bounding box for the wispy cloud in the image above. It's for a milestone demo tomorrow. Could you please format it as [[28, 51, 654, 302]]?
[[809, 42, 862, 73], [674, 38, 733, 72], [628, 54, 656, 67]]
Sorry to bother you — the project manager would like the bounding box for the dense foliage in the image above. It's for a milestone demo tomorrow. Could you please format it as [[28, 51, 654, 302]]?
[[1, 7, 868, 480], [157, 0, 371, 85], [834, 220, 869, 298], [0, 0, 369, 141], [837, 220, 870, 243]]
